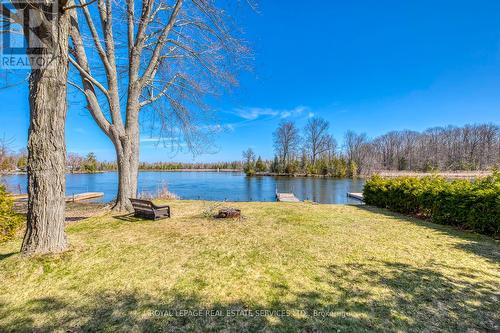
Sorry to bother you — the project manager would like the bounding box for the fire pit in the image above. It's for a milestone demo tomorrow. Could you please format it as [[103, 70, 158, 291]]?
[[216, 208, 241, 219]]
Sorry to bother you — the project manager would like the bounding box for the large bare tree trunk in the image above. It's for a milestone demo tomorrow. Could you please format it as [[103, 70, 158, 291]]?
[[113, 129, 139, 212], [114, 152, 135, 212], [21, 5, 70, 255]]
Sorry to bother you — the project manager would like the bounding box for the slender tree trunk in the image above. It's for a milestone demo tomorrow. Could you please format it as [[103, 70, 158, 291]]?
[[112, 129, 140, 212], [114, 151, 134, 212], [21, 7, 70, 255], [112, 94, 141, 212], [129, 120, 140, 200]]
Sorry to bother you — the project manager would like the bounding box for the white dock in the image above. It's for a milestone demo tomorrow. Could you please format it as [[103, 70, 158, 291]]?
[[11, 192, 104, 202], [347, 192, 364, 202], [276, 193, 301, 202], [66, 192, 104, 202], [10, 194, 28, 201]]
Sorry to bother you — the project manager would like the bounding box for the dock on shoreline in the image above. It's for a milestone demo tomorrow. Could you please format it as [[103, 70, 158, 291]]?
[[347, 192, 364, 202], [276, 192, 301, 202], [9, 192, 104, 203]]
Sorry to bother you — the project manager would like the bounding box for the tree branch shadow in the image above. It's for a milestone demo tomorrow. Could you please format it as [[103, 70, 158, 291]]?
[[353, 205, 500, 264], [113, 214, 145, 223], [324, 260, 499, 332], [1, 260, 498, 332], [0, 252, 16, 262]]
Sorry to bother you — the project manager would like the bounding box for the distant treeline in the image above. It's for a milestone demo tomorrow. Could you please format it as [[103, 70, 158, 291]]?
[[138, 161, 242, 170], [242, 121, 500, 177], [0, 146, 113, 173], [67, 157, 243, 173], [0, 141, 243, 173], [2, 122, 498, 176]]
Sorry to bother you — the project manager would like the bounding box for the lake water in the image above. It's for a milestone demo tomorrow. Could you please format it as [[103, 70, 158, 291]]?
[[1, 171, 365, 204]]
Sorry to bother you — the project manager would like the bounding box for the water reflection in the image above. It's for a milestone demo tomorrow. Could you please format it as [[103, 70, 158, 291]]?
[[1, 172, 365, 204], [274, 176, 365, 204]]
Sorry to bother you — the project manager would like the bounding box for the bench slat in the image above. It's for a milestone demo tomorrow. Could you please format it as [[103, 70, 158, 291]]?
[[132, 204, 151, 209], [133, 208, 154, 213], [129, 198, 170, 220]]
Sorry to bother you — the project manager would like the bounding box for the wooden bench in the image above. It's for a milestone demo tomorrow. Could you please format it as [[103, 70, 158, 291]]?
[[129, 198, 171, 220]]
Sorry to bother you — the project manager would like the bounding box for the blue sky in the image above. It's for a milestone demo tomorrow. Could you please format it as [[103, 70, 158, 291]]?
[[1, 0, 500, 162]]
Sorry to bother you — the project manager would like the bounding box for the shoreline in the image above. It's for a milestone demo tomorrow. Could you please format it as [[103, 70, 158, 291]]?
[[137, 168, 242, 173], [248, 170, 494, 180], [370, 170, 494, 179], [0, 169, 243, 176], [2, 169, 493, 179]]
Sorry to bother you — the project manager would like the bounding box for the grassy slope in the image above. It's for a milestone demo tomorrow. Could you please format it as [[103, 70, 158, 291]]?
[[0, 201, 498, 332]]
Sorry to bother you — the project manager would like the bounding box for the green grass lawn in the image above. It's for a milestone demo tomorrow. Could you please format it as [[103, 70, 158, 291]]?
[[1, 201, 498, 332]]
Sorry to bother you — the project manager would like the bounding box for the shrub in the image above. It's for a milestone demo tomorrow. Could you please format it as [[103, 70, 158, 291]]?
[[255, 157, 267, 173], [363, 173, 500, 237], [348, 161, 358, 178], [284, 161, 300, 175], [0, 185, 24, 243], [243, 167, 256, 176]]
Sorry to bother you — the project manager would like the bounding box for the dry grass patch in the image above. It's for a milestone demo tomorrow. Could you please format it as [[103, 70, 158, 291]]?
[[0, 201, 498, 332]]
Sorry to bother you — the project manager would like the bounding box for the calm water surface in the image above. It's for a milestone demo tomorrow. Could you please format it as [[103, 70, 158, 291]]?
[[1, 172, 365, 204]]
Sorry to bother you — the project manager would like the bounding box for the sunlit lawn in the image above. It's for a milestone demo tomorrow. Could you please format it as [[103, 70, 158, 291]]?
[[1, 201, 498, 332]]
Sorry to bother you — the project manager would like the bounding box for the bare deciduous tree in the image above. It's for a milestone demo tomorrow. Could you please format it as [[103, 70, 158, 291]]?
[[242, 147, 255, 173], [303, 117, 332, 164], [69, 0, 247, 211], [369, 124, 500, 172], [1, 1, 75, 254], [273, 120, 301, 166], [0, 136, 14, 164], [344, 130, 370, 174], [323, 135, 337, 161], [67, 152, 85, 173]]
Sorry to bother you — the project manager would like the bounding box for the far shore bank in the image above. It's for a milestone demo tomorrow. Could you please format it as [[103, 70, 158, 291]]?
[[249, 170, 494, 180], [0, 169, 243, 176], [2, 169, 494, 180], [137, 168, 243, 173], [371, 170, 494, 179]]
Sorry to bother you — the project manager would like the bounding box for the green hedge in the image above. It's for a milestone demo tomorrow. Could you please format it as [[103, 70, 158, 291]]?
[[363, 173, 500, 237], [0, 185, 23, 243]]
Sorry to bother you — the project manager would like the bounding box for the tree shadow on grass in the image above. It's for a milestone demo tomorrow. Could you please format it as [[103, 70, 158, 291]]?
[[0, 291, 358, 333], [65, 216, 88, 223], [353, 205, 500, 264], [113, 214, 145, 223], [326, 261, 498, 332], [1, 260, 498, 332], [0, 252, 15, 261]]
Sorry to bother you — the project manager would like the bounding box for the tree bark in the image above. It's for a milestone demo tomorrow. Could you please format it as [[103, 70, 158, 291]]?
[[112, 129, 140, 212], [21, 5, 70, 255]]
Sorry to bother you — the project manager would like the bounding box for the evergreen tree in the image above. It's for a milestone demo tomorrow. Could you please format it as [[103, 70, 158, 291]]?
[[255, 156, 267, 173], [242, 148, 256, 175], [83, 153, 98, 173]]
